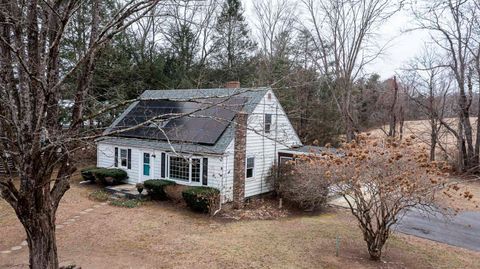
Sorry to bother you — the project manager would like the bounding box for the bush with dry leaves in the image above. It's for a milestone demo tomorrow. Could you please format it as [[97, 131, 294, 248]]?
[[292, 134, 466, 261]]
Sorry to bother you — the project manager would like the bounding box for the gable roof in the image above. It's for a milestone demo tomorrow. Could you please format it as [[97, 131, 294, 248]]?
[[99, 88, 269, 155]]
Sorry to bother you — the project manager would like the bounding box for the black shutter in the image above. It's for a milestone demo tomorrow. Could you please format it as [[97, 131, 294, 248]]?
[[114, 147, 118, 167], [202, 158, 208, 186], [161, 153, 166, 178], [127, 149, 132, 169]]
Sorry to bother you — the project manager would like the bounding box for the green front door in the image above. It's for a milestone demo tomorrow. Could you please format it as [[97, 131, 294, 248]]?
[[143, 153, 151, 177]]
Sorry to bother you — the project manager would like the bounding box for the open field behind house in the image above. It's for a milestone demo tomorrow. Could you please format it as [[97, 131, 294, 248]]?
[[370, 117, 480, 161], [1, 169, 480, 269], [370, 119, 480, 211]]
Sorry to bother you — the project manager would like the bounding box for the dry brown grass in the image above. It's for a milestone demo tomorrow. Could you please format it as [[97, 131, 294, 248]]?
[[1, 169, 479, 269], [371, 117, 480, 162]]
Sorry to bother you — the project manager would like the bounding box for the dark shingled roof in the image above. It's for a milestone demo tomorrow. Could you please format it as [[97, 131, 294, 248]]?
[[99, 88, 269, 154]]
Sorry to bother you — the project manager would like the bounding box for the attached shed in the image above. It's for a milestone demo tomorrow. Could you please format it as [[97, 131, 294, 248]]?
[[277, 145, 341, 166]]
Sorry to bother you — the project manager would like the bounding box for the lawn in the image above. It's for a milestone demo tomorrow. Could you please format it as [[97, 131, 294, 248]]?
[[1, 172, 480, 269]]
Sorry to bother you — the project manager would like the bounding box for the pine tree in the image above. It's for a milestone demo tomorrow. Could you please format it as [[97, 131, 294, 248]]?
[[212, 0, 256, 82]]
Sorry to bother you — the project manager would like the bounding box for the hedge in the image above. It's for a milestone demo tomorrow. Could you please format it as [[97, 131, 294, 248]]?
[[182, 186, 220, 214], [144, 179, 176, 200], [93, 168, 128, 185], [80, 166, 98, 182]]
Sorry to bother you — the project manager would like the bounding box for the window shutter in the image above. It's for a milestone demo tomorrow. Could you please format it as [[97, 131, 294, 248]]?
[[202, 158, 208, 186], [127, 149, 132, 169], [161, 153, 166, 178], [114, 147, 118, 167]]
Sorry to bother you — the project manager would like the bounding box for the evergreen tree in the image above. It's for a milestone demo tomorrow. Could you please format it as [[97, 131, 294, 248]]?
[[212, 0, 256, 82]]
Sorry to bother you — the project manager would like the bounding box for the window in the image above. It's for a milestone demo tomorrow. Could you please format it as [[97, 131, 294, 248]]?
[[246, 157, 255, 178], [120, 149, 128, 167], [264, 114, 272, 133], [168, 156, 203, 183], [279, 156, 293, 166], [169, 157, 190, 181], [115, 148, 131, 169], [191, 159, 201, 182]]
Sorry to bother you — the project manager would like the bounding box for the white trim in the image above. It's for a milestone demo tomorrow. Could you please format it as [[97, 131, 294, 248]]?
[[279, 156, 293, 164], [167, 155, 203, 184], [119, 148, 129, 169], [278, 149, 319, 156]]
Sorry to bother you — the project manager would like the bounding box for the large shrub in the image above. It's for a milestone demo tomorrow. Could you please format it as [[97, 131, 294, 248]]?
[[273, 163, 330, 211], [80, 166, 98, 182], [144, 179, 176, 200], [93, 168, 128, 185], [182, 186, 220, 214]]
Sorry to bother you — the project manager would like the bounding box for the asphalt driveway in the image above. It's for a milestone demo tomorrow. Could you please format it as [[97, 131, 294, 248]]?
[[395, 209, 480, 252]]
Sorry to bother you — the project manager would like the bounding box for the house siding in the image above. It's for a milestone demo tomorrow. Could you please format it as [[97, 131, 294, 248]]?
[[222, 90, 302, 200], [97, 141, 224, 188]]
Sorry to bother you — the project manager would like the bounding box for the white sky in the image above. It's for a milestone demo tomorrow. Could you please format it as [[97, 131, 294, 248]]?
[[243, 1, 430, 81]]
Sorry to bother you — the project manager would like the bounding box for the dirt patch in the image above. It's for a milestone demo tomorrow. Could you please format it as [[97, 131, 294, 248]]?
[[164, 184, 188, 203], [217, 197, 290, 220]]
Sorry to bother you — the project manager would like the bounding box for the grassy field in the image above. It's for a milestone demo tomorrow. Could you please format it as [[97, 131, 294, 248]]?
[[1, 170, 479, 269], [371, 117, 480, 162]]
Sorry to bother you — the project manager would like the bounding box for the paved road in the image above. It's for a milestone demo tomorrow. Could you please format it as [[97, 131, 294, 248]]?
[[395, 209, 480, 252]]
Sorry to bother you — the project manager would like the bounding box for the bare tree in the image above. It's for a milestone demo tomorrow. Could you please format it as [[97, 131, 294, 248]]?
[[411, 0, 477, 171], [294, 134, 458, 261], [388, 76, 400, 137], [0, 1, 161, 268], [301, 0, 400, 141], [401, 48, 455, 161]]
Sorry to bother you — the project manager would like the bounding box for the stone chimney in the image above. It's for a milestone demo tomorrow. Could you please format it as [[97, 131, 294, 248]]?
[[233, 111, 247, 209], [225, 81, 240, 89]]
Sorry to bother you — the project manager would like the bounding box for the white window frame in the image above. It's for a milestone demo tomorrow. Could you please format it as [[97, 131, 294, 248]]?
[[246, 156, 255, 179], [119, 148, 128, 168], [279, 156, 293, 166], [167, 155, 203, 184]]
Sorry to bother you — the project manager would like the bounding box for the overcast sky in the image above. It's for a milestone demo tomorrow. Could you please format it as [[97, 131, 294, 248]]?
[[243, 1, 430, 81]]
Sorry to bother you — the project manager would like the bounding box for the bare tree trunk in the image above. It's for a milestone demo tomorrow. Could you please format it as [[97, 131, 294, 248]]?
[[23, 212, 58, 269], [474, 54, 480, 166], [398, 105, 404, 140], [430, 119, 437, 161], [388, 77, 399, 137]]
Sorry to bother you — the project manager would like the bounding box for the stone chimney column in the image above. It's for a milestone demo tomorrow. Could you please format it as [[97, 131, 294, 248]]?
[[233, 111, 247, 209]]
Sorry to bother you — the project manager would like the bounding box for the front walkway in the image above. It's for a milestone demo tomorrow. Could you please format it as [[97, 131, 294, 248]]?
[[105, 184, 142, 199], [0, 201, 108, 255]]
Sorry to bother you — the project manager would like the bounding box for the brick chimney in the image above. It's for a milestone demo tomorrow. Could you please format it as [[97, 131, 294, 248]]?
[[225, 81, 240, 89], [233, 111, 247, 209]]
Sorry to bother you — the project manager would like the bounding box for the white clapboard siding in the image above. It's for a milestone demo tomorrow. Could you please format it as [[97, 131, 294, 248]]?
[[221, 90, 301, 199], [97, 141, 224, 187], [97, 143, 140, 183]]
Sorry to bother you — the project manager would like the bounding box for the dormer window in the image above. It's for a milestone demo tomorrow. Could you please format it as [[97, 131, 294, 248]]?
[[264, 114, 272, 133]]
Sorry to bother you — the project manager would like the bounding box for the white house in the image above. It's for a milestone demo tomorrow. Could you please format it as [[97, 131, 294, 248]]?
[[96, 85, 304, 202]]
